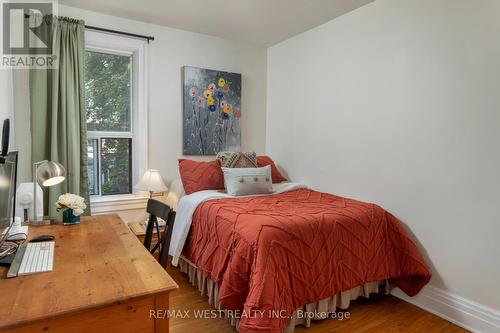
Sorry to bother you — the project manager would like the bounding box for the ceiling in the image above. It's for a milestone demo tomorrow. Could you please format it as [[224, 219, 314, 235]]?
[[59, 0, 374, 46]]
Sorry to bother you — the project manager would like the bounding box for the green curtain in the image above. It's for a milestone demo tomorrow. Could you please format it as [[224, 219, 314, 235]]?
[[30, 16, 90, 217]]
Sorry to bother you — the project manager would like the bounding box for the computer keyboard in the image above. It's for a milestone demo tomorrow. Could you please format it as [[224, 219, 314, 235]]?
[[17, 241, 54, 275]]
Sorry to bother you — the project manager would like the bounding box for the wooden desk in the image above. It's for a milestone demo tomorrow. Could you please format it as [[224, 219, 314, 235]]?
[[0, 214, 178, 333]]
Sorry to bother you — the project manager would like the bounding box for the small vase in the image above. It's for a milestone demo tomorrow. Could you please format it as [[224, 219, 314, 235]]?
[[63, 209, 80, 225]]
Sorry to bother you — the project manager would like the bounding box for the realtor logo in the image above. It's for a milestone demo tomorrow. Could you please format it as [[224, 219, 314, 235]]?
[[1, 1, 56, 68]]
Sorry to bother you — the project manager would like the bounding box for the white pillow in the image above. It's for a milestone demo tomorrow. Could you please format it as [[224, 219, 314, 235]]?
[[222, 166, 273, 196], [165, 178, 185, 210]]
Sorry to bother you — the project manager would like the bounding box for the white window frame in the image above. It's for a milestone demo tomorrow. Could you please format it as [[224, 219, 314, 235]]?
[[85, 31, 149, 213]]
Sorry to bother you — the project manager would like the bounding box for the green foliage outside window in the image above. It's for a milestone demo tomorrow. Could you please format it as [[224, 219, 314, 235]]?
[[85, 51, 131, 132], [85, 51, 132, 195]]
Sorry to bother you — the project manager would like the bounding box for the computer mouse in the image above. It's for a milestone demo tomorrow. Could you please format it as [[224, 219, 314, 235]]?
[[30, 235, 55, 242]]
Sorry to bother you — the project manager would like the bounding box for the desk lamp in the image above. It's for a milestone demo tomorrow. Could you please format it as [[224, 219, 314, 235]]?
[[32, 160, 66, 225]]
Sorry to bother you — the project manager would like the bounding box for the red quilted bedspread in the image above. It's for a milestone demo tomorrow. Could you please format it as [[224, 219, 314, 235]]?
[[182, 189, 431, 332]]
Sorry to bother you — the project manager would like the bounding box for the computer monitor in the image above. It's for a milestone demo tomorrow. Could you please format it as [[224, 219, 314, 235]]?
[[0, 118, 18, 246], [0, 151, 18, 245]]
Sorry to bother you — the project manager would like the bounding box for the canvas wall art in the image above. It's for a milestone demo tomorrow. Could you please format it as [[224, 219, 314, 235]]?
[[183, 66, 242, 155]]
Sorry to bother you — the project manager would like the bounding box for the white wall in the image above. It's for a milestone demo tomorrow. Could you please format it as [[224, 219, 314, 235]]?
[[15, 5, 267, 184], [267, 0, 500, 312], [0, 70, 14, 150], [11, 71, 31, 182], [1, 69, 31, 185], [9, 5, 267, 222], [61, 5, 268, 183]]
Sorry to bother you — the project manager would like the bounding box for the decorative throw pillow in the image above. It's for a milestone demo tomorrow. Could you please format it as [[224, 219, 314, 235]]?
[[222, 166, 273, 196], [257, 156, 287, 183], [216, 151, 258, 168], [165, 178, 185, 210], [178, 159, 224, 195]]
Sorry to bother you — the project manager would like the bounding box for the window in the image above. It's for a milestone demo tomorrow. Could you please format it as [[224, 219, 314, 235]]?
[[84, 31, 148, 204], [85, 50, 133, 195]]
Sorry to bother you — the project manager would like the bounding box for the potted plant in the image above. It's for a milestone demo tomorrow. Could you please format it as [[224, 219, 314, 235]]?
[[56, 193, 87, 225]]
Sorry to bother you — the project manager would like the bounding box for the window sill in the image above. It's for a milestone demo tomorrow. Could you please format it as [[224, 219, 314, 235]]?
[[90, 194, 149, 214]]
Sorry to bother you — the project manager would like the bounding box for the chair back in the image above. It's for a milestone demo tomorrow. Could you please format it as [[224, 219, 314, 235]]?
[[144, 199, 175, 268]]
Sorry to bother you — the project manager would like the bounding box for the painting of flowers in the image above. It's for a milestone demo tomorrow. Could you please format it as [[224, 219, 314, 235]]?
[[183, 66, 242, 155]]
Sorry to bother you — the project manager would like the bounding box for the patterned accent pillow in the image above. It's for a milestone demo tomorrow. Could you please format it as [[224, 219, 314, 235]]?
[[257, 156, 287, 183], [178, 159, 225, 195], [222, 166, 273, 196], [216, 151, 258, 168]]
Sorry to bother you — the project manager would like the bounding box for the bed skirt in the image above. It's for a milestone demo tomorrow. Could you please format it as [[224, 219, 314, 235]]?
[[178, 256, 389, 332]]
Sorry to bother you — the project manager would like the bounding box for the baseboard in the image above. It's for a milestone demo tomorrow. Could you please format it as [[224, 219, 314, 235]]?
[[391, 285, 500, 333]]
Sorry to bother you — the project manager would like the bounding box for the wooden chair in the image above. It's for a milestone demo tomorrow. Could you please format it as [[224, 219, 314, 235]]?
[[143, 199, 176, 268]]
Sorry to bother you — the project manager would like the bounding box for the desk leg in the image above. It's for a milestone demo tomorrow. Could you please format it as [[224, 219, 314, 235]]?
[[154, 292, 170, 332]]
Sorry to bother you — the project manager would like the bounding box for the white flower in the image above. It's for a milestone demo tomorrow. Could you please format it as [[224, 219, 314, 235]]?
[[56, 193, 86, 212], [73, 208, 84, 216]]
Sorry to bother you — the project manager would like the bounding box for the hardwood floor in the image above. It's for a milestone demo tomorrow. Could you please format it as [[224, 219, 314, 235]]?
[[167, 266, 468, 333]]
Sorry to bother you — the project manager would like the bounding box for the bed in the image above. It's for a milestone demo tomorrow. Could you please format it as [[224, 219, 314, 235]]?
[[168, 181, 431, 333]]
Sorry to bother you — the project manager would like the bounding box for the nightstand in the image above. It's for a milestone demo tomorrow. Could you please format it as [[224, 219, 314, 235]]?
[[128, 221, 165, 244]]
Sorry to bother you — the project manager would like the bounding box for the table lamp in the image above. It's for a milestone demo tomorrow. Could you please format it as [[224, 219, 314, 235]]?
[[32, 160, 66, 224], [135, 169, 168, 198]]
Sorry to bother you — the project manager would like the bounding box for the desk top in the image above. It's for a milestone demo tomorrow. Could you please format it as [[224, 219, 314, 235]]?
[[0, 214, 178, 330]]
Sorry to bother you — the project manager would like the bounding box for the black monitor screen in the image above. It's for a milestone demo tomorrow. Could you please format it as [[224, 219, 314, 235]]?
[[0, 152, 18, 242]]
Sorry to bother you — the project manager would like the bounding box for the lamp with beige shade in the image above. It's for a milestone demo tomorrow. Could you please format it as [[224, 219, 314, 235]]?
[[134, 169, 169, 198]]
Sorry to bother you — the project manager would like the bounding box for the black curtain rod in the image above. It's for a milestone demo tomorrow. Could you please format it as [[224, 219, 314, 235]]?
[[85, 25, 154, 42], [24, 14, 154, 43]]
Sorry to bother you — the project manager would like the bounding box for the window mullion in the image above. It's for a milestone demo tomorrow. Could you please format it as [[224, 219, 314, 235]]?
[[98, 137, 102, 197], [88, 131, 133, 139]]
